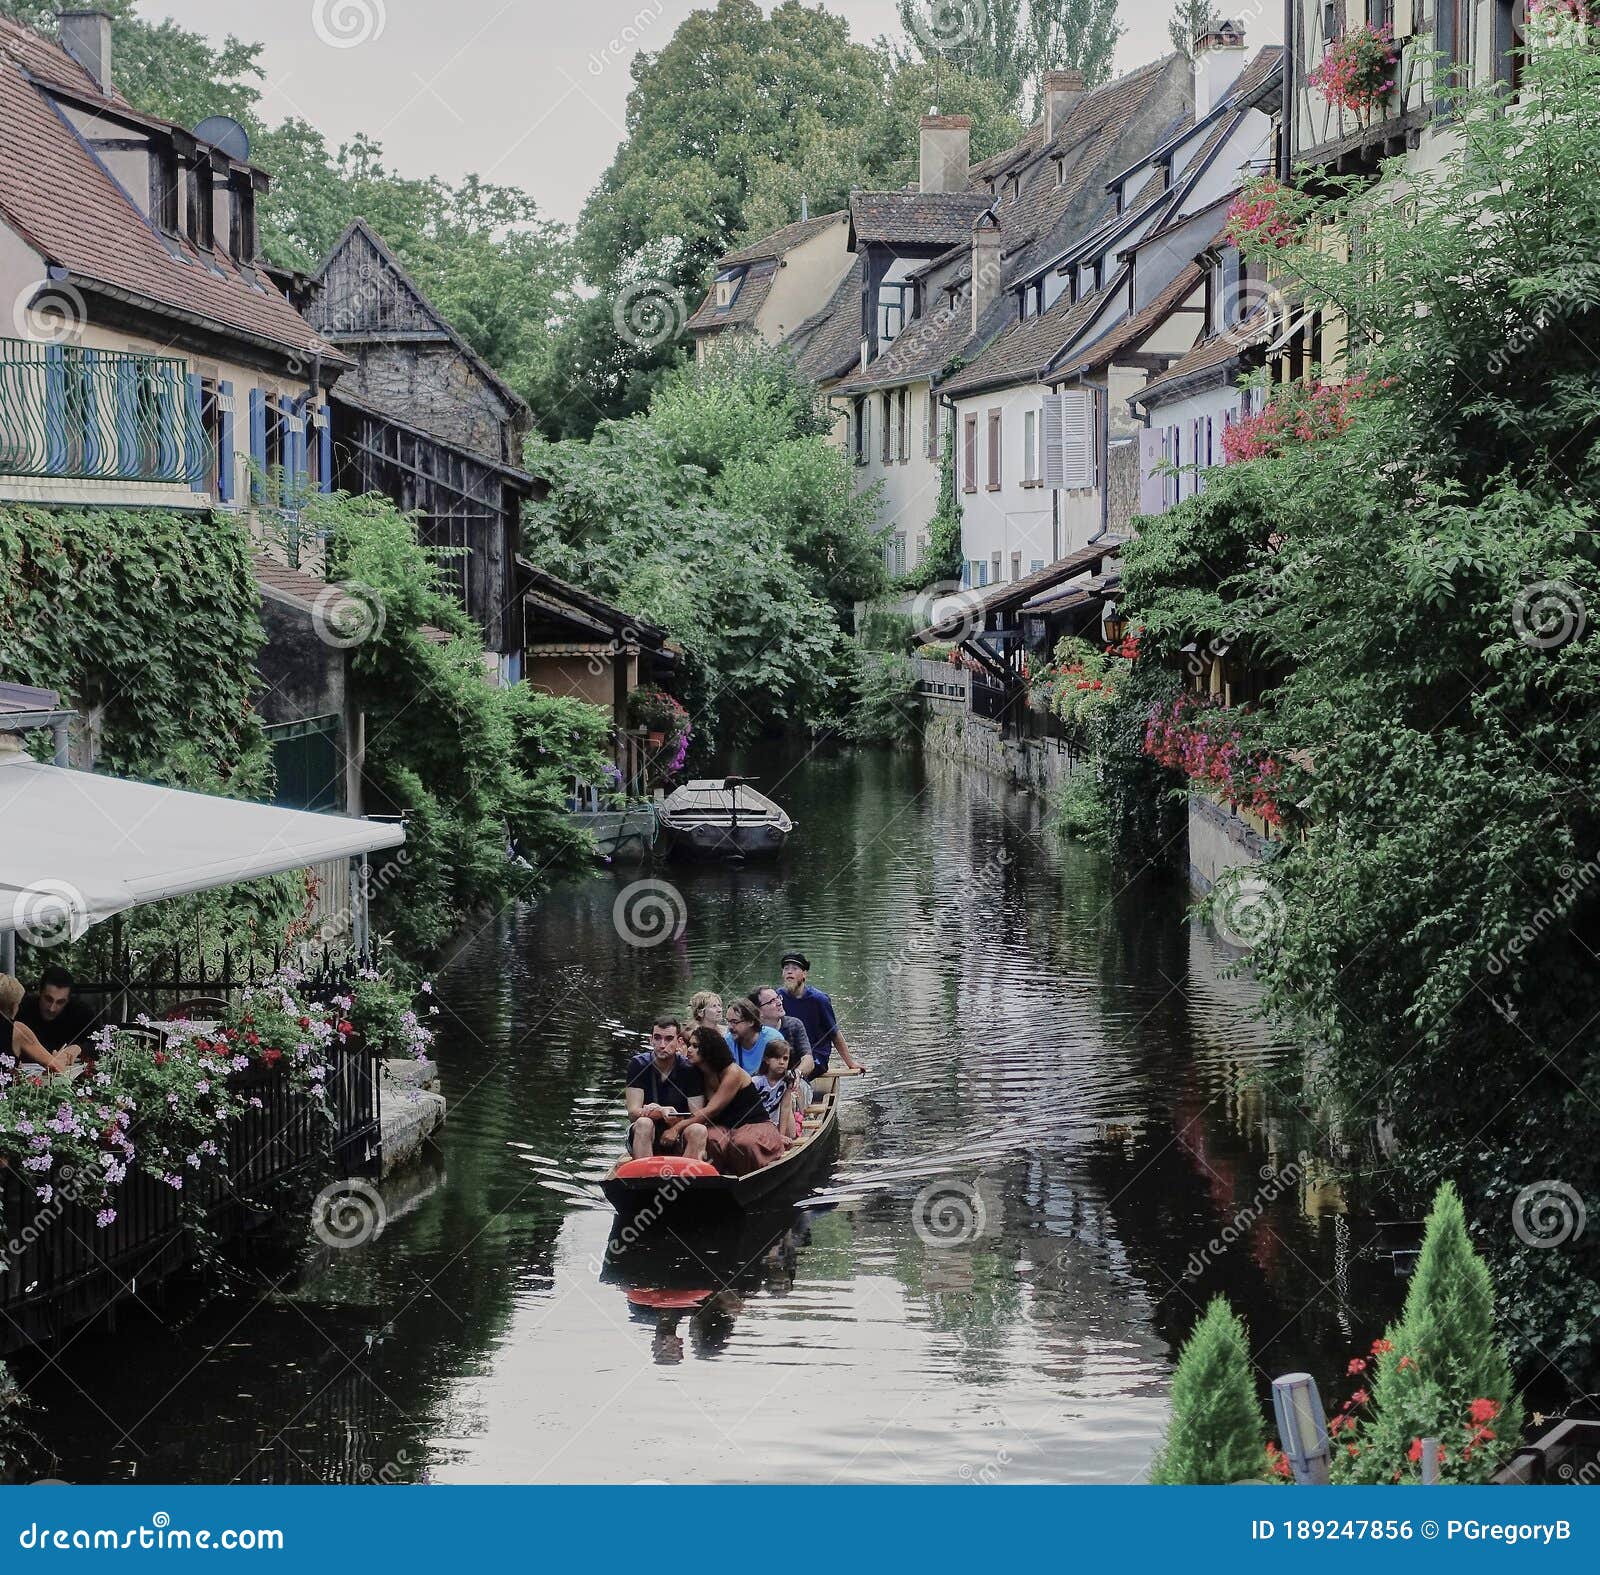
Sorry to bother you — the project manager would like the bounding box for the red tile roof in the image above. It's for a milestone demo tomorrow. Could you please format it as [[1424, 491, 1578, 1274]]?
[[0, 19, 341, 364]]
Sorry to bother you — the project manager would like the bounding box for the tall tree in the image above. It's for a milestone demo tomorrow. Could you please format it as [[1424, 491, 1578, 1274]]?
[[896, 0, 1124, 113], [1167, 0, 1221, 59]]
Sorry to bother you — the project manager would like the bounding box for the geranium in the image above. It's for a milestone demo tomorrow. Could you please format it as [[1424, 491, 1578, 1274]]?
[[1309, 24, 1400, 115], [1142, 693, 1286, 827], [1226, 180, 1301, 250], [1222, 378, 1380, 465]]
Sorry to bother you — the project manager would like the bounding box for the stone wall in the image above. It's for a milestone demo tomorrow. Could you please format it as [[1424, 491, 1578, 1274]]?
[[924, 701, 1083, 797], [1187, 791, 1272, 895], [345, 344, 513, 467]]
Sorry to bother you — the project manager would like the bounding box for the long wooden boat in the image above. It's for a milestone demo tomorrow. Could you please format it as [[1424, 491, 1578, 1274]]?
[[600, 1069, 847, 1219], [658, 777, 792, 861]]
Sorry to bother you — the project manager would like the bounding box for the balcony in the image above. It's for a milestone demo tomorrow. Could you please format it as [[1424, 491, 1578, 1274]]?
[[0, 336, 211, 488]]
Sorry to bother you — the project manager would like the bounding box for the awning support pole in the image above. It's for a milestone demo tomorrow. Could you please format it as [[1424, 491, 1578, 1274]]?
[[352, 853, 370, 958], [51, 719, 70, 767]]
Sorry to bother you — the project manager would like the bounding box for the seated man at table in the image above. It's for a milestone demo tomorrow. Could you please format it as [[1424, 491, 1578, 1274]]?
[[0, 973, 78, 1076], [18, 966, 98, 1060], [625, 1017, 707, 1160]]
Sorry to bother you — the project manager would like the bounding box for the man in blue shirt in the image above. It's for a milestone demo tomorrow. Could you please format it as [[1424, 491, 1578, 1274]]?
[[625, 1017, 706, 1159], [778, 952, 865, 1074]]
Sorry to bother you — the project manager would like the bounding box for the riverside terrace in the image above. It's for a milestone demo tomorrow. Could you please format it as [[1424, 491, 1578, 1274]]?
[[0, 682, 418, 1354]]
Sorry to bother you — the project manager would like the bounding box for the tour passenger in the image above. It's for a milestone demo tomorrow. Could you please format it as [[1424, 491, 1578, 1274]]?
[[778, 952, 865, 1074], [748, 985, 812, 1094], [0, 974, 78, 1077], [19, 965, 98, 1058], [723, 998, 785, 1074], [687, 989, 724, 1032], [624, 1016, 707, 1160], [750, 1039, 799, 1144], [662, 1028, 784, 1176]]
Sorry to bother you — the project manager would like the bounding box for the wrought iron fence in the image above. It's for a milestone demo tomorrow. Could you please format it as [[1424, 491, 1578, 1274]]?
[[0, 336, 210, 483]]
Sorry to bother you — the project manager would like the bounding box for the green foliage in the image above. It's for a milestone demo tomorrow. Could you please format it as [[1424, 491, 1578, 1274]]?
[[843, 652, 924, 747], [1047, 767, 1109, 847], [1168, 0, 1222, 58], [893, 423, 964, 593], [896, 0, 1123, 111], [1149, 1298, 1265, 1484], [525, 346, 870, 747], [1334, 1185, 1522, 1484], [857, 608, 918, 654], [303, 491, 611, 953], [1122, 44, 1600, 1378]]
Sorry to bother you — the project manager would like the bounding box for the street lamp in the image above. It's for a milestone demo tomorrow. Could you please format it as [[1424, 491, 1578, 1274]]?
[[1272, 1373, 1331, 1485], [1101, 597, 1125, 645]]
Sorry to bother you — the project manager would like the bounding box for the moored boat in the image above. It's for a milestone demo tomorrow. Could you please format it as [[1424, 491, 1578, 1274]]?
[[600, 1068, 848, 1220], [658, 776, 792, 860]]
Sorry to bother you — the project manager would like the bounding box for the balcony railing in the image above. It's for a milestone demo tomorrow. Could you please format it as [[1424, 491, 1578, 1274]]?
[[0, 336, 211, 485]]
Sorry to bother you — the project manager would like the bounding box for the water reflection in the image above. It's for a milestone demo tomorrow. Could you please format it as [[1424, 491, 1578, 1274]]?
[[21, 748, 1399, 1483]]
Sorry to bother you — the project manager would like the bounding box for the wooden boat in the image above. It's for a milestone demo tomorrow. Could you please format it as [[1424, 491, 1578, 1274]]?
[[658, 776, 792, 860], [600, 1069, 848, 1220]]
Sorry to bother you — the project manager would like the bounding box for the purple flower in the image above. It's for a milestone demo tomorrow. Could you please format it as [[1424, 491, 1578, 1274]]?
[[96, 1208, 117, 1228]]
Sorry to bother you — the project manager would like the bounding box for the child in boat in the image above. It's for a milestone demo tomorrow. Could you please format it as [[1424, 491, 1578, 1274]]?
[[663, 1028, 785, 1176], [750, 1039, 800, 1145]]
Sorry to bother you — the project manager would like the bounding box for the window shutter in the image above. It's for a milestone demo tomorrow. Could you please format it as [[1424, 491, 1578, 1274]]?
[[1221, 249, 1242, 328], [43, 344, 67, 475], [987, 410, 1001, 487], [1138, 426, 1166, 514], [185, 372, 208, 493], [1046, 389, 1093, 490], [1041, 393, 1064, 487], [317, 404, 333, 493], [248, 387, 266, 500], [881, 393, 892, 464], [217, 380, 235, 503]]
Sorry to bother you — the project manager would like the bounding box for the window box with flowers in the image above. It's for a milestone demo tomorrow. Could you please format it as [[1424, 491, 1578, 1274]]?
[[1308, 23, 1402, 123]]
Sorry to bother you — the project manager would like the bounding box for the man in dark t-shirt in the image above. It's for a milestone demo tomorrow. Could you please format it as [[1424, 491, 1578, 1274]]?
[[18, 966, 98, 1056], [625, 1017, 706, 1158], [778, 952, 865, 1075]]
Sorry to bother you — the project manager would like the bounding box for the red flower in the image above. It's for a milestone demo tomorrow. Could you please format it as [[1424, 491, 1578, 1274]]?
[[153, 1051, 168, 1067], [1467, 1398, 1500, 1425], [1407, 1437, 1423, 1463], [262, 1048, 282, 1067], [1347, 1357, 1367, 1376], [298, 1016, 311, 1030], [1397, 1355, 1415, 1372], [245, 1031, 260, 1046], [337, 1020, 354, 1037], [1350, 1388, 1369, 1406], [1370, 1337, 1393, 1356]]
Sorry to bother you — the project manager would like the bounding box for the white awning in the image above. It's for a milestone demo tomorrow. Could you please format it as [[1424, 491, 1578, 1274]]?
[[0, 757, 404, 939]]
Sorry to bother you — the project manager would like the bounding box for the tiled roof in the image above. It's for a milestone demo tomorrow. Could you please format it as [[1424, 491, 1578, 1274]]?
[[787, 256, 864, 385], [0, 21, 339, 363], [913, 541, 1116, 642], [834, 299, 969, 394], [1047, 259, 1208, 381], [685, 259, 777, 334], [255, 555, 453, 644], [939, 280, 1121, 398], [718, 209, 846, 266], [0, 16, 130, 104], [1135, 305, 1270, 405], [849, 190, 993, 248]]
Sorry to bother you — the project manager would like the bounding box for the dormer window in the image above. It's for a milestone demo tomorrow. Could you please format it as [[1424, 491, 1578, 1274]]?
[[187, 158, 214, 251], [1054, 158, 1065, 187], [714, 268, 744, 309], [149, 140, 180, 233], [1005, 174, 1019, 203]]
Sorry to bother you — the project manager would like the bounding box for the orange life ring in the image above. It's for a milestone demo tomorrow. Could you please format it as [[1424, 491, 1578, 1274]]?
[[616, 1156, 719, 1180]]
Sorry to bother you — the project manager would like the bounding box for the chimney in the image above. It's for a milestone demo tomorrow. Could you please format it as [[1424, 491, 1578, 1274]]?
[[920, 113, 972, 195], [1193, 19, 1248, 119], [970, 210, 1001, 334], [58, 9, 113, 93], [1043, 69, 1086, 140]]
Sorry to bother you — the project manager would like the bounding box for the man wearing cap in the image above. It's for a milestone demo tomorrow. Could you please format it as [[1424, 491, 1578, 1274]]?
[[777, 953, 865, 1075]]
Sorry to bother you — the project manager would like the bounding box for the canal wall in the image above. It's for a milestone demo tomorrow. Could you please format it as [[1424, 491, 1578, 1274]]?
[[1187, 793, 1273, 896]]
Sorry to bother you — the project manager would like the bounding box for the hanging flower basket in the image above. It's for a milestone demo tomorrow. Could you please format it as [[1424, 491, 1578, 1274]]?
[[1309, 24, 1401, 119], [1225, 180, 1302, 251]]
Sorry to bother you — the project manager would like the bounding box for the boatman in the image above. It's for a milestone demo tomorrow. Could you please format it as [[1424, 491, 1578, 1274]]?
[[778, 952, 865, 1075]]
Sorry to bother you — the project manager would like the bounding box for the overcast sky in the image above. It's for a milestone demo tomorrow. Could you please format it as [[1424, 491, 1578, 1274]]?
[[138, 1, 1283, 225]]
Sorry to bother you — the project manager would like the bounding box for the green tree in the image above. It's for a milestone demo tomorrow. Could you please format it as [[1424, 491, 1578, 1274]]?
[[896, 0, 1124, 112], [1149, 1297, 1265, 1484], [1334, 1184, 1522, 1484], [1167, 0, 1221, 59], [1123, 42, 1600, 1380]]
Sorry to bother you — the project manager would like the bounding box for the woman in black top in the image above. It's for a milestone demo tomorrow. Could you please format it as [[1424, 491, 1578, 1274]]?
[[664, 1028, 784, 1176]]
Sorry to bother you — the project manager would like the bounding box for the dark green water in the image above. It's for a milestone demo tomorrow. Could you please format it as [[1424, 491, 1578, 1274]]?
[[23, 748, 1396, 1483]]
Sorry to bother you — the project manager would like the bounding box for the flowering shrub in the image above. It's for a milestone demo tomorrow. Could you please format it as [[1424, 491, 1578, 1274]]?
[[626, 685, 692, 782], [1309, 23, 1400, 115], [1144, 693, 1284, 827], [344, 969, 437, 1062], [1225, 180, 1302, 250], [1033, 636, 1125, 729], [1221, 379, 1379, 465], [1527, 0, 1598, 37]]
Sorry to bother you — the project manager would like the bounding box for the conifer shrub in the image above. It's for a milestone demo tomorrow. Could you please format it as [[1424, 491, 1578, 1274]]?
[[1149, 1297, 1266, 1484]]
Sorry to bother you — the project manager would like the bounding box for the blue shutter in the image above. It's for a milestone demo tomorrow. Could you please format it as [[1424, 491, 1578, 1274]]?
[[115, 356, 140, 477], [155, 366, 181, 479], [317, 405, 332, 493], [80, 350, 102, 475], [248, 387, 265, 500], [217, 380, 235, 504], [185, 372, 207, 494], [43, 344, 67, 474], [279, 395, 300, 500]]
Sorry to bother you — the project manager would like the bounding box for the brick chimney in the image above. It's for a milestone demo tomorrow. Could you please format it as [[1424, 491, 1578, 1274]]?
[[970, 210, 1001, 334], [1193, 19, 1248, 119], [58, 9, 114, 93], [1043, 69, 1086, 140], [920, 114, 972, 195]]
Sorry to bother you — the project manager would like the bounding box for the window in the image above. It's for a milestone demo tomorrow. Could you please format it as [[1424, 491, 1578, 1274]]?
[[926, 391, 939, 461], [187, 159, 214, 251], [1010, 552, 1022, 582], [881, 392, 893, 465], [1322, 0, 1339, 41], [1494, 0, 1525, 90], [963, 413, 978, 492], [264, 716, 343, 813], [1023, 409, 1039, 483], [990, 552, 1002, 586], [878, 282, 912, 343], [897, 387, 909, 462], [714, 269, 744, 309], [986, 409, 1001, 489], [149, 142, 180, 233], [853, 397, 867, 464], [1030, 559, 1045, 575]]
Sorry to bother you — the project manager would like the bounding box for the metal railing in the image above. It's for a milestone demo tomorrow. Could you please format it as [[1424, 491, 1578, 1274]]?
[[0, 336, 210, 483]]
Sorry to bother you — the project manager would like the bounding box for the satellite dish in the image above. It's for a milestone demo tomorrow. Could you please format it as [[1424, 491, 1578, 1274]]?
[[193, 115, 251, 163]]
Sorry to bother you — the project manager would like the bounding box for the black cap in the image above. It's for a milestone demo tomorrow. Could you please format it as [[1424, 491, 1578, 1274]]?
[[779, 951, 810, 971]]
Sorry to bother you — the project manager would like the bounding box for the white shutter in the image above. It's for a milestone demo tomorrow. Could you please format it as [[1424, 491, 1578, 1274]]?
[[1044, 390, 1094, 489], [1138, 426, 1165, 514]]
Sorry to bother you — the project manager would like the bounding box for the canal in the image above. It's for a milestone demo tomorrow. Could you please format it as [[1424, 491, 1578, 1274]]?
[[25, 748, 1398, 1483]]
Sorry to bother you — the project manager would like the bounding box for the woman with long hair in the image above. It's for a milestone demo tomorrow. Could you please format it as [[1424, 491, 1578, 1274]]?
[[664, 1026, 785, 1176]]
